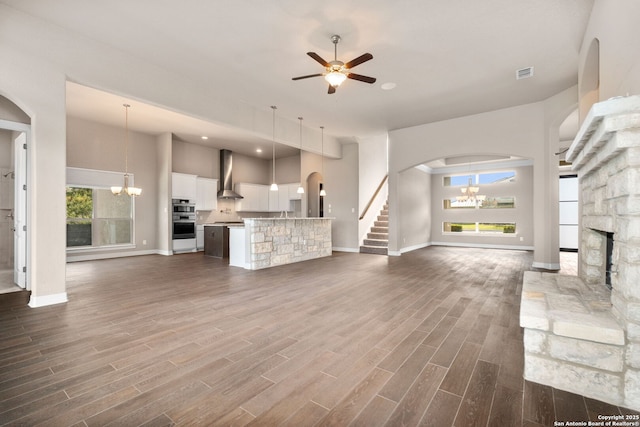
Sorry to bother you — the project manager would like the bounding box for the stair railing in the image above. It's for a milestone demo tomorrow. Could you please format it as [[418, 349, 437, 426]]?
[[359, 174, 388, 220]]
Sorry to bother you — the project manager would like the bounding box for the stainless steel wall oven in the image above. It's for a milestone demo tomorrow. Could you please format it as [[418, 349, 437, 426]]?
[[172, 199, 196, 240]]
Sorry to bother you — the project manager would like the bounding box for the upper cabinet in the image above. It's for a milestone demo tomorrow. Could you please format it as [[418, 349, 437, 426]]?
[[235, 182, 300, 212], [288, 183, 302, 201], [235, 183, 269, 212], [172, 172, 197, 200], [196, 177, 218, 211]]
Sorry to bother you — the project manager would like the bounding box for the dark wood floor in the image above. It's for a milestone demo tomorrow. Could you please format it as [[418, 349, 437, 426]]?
[[1, 247, 637, 426]]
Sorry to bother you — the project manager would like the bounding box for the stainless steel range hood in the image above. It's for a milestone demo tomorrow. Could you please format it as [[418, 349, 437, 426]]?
[[217, 149, 244, 199]]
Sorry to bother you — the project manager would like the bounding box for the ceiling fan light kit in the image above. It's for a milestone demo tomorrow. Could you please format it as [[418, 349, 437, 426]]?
[[292, 34, 376, 94]]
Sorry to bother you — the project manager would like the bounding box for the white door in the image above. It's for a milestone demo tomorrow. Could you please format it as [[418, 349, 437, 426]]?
[[14, 132, 26, 288]]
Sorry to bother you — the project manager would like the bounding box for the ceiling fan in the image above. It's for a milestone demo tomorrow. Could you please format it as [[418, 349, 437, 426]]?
[[292, 35, 376, 94]]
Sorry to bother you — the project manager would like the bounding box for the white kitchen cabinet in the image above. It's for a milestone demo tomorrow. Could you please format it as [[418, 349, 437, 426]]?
[[235, 183, 269, 212], [235, 182, 299, 212], [196, 224, 204, 250], [279, 184, 293, 212], [288, 183, 302, 201], [172, 172, 197, 200], [269, 184, 298, 212], [234, 183, 254, 211], [269, 187, 280, 212], [196, 177, 218, 211]]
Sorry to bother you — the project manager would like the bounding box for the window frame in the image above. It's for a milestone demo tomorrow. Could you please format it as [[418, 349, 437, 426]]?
[[442, 222, 517, 235], [66, 167, 136, 251]]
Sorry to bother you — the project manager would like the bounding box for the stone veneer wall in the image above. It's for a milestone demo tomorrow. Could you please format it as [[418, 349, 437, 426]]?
[[521, 96, 640, 410], [244, 218, 332, 270]]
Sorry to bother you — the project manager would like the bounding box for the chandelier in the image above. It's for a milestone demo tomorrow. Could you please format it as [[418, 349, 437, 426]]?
[[111, 104, 142, 197], [456, 177, 484, 204]]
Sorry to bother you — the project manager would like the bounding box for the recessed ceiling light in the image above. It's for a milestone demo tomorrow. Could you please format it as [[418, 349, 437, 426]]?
[[256, 148, 263, 153], [381, 82, 397, 90], [201, 136, 208, 140]]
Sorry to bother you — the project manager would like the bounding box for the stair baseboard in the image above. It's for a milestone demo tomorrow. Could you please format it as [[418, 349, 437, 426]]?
[[363, 238, 388, 247], [367, 232, 389, 240], [360, 246, 388, 255]]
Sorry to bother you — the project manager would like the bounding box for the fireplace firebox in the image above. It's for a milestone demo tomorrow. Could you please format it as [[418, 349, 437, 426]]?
[[605, 231, 614, 290]]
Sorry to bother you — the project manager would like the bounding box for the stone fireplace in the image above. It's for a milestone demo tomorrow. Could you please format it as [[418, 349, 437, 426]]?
[[520, 95, 640, 410]]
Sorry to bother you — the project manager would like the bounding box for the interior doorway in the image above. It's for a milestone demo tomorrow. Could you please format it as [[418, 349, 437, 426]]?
[[306, 172, 323, 217], [0, 124, 28, 293]]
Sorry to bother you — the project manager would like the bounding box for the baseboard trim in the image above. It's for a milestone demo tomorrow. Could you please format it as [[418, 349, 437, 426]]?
[[398, 242, 432, 254], [67, 249, 165, 262], [532, 261, 561, 271], [28, 292, 68, 308], [430, 241, 534, 251], [332, 247, 360, 253]]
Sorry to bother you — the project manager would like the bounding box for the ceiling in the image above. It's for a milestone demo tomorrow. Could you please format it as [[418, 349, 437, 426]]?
[[2, 0, 593, 158]]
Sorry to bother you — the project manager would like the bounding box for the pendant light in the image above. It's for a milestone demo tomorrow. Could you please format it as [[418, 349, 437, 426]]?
[[296, 117, 305, 194], [270, 105, 278, 191], [111, 104, 142, 197], [319, 126, 327, 197]]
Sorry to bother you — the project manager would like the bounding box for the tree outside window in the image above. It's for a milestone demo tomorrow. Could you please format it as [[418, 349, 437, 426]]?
[[66, 187, 132, 248]]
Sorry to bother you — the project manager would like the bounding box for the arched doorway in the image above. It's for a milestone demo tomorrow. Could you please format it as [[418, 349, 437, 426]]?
[[306, 172, 324, 217], [0, 96, 30, 292]]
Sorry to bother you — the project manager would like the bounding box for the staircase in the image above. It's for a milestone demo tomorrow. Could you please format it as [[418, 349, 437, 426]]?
[[360, 202, 389, 255]]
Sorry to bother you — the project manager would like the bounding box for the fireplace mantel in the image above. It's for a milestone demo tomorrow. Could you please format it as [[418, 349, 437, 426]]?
[[521, 95, 640, 410], [567, 95, 640, 172]]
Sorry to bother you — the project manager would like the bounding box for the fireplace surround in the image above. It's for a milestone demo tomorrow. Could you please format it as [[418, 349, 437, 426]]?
[[521, 95, 640, 410]]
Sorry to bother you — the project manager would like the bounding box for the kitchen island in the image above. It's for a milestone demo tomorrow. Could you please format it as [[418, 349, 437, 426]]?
[[229, 218, 332, 270]]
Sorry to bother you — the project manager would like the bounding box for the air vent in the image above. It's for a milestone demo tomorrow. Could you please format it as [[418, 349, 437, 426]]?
[[516, 66, 534, 80]]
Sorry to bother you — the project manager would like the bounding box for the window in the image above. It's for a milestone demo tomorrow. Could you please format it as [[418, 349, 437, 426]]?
[[443, 196, 516, 209], [444, 171, 515, 186], [477, 171, 515, 184], [66, 167, 135, 249], [67, 187, 133, 248], [444, 222, 516, 234]]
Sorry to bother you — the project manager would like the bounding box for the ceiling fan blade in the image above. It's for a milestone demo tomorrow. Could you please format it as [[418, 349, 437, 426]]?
[[347, 73, 377, 84], [292, 73, 324, 81], [307, 52, 330, 67], [344, 53, 373, 69], [328, 84, 336, 94]]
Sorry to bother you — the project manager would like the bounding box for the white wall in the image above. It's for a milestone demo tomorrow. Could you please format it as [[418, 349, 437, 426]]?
[[0, 25, 68, 305], [0, 130, 11, 168], [156, 133, 172, 255], [580, 0, 640, 104], [396, 167, 431, 253], [274, 154, 302, 185], [326, 143, 360, 251], [0, 95, 30, 124], [357, 134, 388, 245], [66, 116, 159, 257], [172, 139, 217, 178]]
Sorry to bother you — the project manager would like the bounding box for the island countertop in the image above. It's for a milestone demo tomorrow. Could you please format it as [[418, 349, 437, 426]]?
[[230, 217, 332, 269]]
